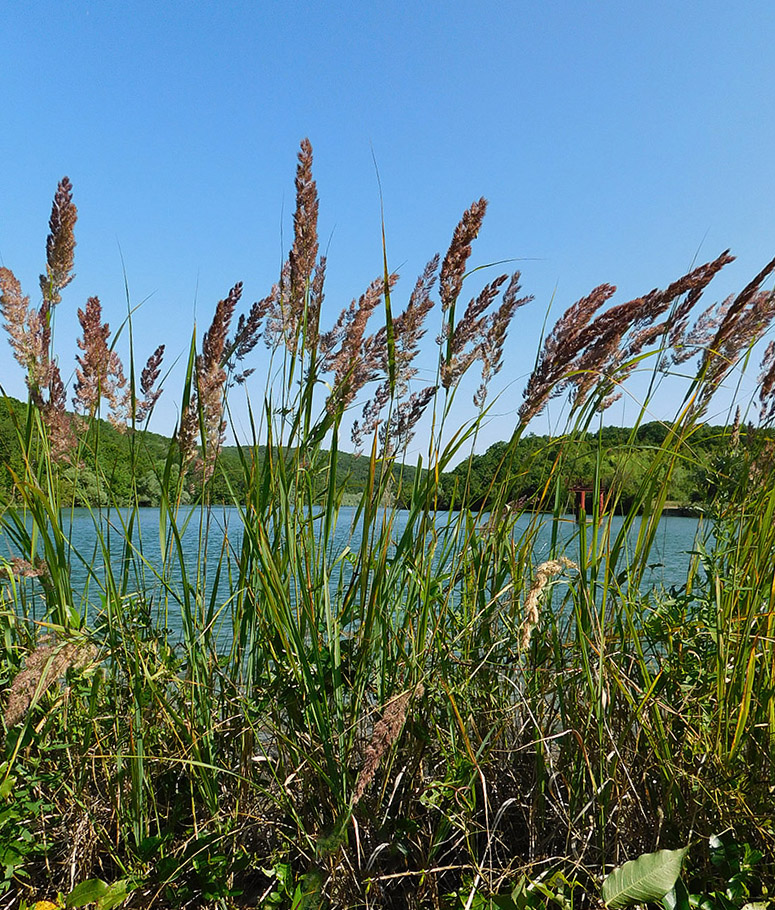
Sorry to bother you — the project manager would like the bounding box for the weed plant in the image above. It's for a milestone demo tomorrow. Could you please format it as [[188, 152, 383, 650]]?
[[0, 144, 774, 908]]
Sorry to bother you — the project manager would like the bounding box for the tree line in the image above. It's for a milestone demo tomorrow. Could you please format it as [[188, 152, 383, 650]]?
[[0, 396, 760, 511]]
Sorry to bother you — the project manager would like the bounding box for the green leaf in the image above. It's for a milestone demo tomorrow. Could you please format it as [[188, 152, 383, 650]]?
[[602, 847, 688, 909], [662, 878, 690, 910], [96, 880, 129, 910], [66, 879, 108, 908]]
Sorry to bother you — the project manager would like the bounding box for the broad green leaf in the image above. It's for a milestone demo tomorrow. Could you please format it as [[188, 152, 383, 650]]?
[[66, 878, 108, 908], [602, 847, 688, 909], [96, 880, 129, 910], [662, 878, 690, 910]]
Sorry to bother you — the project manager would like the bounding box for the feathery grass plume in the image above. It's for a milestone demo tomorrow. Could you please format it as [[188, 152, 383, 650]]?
[[352, 684, 424, 805], [0, 268, 52, 397], [286, 138, 320, 346], [379, 385, 437, 454], [321, 274, 399, 414], [696, 255, 775, 404], [197, 282, 241, 463], [134, 343, 165, 422], [307, 255, 327, 349], [20, 310, 52, 403], [441, 274, 508, 390], [39, 177, 77, 309], [351, 382, 391, 450], [179, 283, 241, 478], [0, 267, 34, 370], [474, 272, 532, 406], [177, 403, 199, 468], [73, 296, 127, 421], [381, 255, 438, 394], [521, 557, 576, 650], [758, 340, 775, 422], [519, 284, 616, 424], [4, 637, 96, 728], [439, 198, 487, 313], [262, 265, 290, 350], [665, 252, 736, 356], [8, 557, 48, 579], [43, 363, 76, 459], [351, 257, 440, 446], [520, 252, 737, 421], [1, 180, 80, 410], [228, 292, 272, 364], [573, 256, 733, 407], [730, 405, 742, 450], [673, 294, 734, 364], [438, 204, 531, 402], [622, 251, 735, 363]]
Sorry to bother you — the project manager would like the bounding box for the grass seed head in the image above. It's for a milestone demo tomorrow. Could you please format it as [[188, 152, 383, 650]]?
[[758, 339, 775, 421], [0, 267, 33, 371], [8, 557, 49, 579], [522, 557, 576, 650], [519, 283, 616, 425], [439, 198, 487, 312], [73, 296, 128, 423], [288, 138, 320, 336], [43, 364, 76, 459], [5, 637, 96, 728], [40, 177, 77, 308], [352, 684, 424, 805], [178, 283, 241, 478], [135, 343, 165, 422]]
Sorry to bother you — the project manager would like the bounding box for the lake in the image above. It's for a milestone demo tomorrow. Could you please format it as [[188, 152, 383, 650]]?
[[0, 506, 702, 635]]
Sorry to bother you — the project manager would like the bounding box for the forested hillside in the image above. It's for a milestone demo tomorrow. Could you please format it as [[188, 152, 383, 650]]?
[[0, 396, 416, 507], [0, 396, 762, 511], [437, 421, 765, 511]]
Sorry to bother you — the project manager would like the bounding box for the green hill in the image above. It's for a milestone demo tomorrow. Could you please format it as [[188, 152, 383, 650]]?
[[0, 397, 764, 511]]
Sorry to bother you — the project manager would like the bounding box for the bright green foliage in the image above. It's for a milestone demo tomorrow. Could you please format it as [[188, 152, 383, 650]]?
[[602, 847, 688, 908]]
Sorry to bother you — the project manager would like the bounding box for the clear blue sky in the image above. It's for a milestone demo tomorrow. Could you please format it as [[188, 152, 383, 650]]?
[[2, 0, 775, 452]]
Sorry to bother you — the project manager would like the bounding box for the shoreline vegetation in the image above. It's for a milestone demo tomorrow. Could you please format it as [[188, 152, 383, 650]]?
[[1, 143, 775, 907]]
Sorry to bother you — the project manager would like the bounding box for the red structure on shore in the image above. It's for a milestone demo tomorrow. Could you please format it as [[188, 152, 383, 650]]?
[[569, 484, 605, 515]]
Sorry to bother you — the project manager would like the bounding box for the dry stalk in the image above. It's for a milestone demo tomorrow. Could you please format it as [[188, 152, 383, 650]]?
[[521, 557, 577, 650]]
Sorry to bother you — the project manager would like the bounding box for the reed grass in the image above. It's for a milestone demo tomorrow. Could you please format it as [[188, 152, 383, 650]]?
[[0, 145, 774, 908]]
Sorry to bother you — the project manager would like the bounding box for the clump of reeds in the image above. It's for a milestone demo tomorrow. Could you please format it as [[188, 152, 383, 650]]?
[[2, 142, 775, 907]]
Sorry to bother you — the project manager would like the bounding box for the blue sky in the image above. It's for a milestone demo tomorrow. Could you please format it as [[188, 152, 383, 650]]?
[[2, 0, 775, 452]]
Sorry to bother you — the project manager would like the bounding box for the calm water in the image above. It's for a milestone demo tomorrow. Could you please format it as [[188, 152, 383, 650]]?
[[0, 506, 701, 634]]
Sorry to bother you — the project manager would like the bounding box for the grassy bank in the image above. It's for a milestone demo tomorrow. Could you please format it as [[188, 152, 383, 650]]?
[[1, 144, 775, 908]]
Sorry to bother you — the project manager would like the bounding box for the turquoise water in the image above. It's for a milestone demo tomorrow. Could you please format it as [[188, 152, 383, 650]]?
[[0, 506, 701, 634]]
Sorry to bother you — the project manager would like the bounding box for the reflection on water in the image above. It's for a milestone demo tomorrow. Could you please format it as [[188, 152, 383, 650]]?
[[0, 506, 701, 634]]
